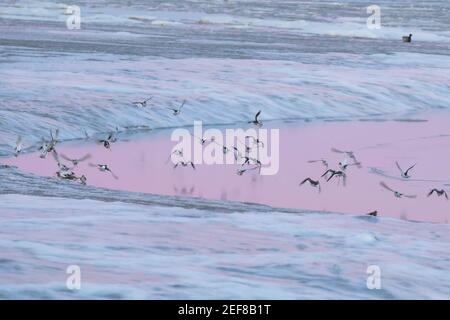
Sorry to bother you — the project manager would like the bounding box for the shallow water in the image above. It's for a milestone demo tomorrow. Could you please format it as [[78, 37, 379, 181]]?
[[1, 0, 450, 299], [4, 115, 450, 223]]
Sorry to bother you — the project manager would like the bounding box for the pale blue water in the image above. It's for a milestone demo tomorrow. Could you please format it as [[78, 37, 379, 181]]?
[[0, 0, 450, 299]]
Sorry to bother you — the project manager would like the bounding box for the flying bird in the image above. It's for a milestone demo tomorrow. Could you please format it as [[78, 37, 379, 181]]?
[[245, 135, 264, 147], [50, 129, 59, 145], [299, 178, 321, 193], [56, 170, 78, 181], [331, 147, 361, 168], [89, 163, 119, 179], [380, 181, 417, 198], [60, 153, 91, 166], [308, 159, 328, 169], [14, 136, 22, 157], [241, 156, 261, 167], [396, 161, 416, 178], [232, 147, 244, 161], [427, 189, 448, 200], [133, 96, 153, 108], [191, 133, 215, 146], [166, 149, 184, 164], [110, 127, 119, 142], [222, 145, 231, 154], [79, 175, 87, 185], [52, 152, 71, 172], [322, 169, 347, 186], [39, 129, 59, 158], [83, 129, 90, 140], [339, 158, 361, 171], [248, 110, 262, 127], [168, 100, 186, 116], [38, 140, 51, 158], [174, 161, 196, 170], [97, 132, 116, 150], [236, 165, 260, 176], [237, 138, 252, 153]]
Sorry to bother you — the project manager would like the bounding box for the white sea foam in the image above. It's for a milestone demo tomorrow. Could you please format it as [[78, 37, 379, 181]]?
[[1, 52, 449, 151], [1, 0, 450, 299], [0, 194, 449, 299], [2, 1, 450, 42]]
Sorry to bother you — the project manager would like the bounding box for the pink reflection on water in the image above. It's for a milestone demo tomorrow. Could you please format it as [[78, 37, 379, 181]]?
[[3, 115, 450, 223]]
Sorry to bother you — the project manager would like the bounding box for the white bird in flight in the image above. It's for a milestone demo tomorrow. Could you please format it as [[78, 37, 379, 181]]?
[[380, 181, 417, 198], [396, 161, 416, 179], [248, 110, 262, 127], [14, 136, 22, 157], [168, 100, 186, 116], [133, 96, 153, 108]]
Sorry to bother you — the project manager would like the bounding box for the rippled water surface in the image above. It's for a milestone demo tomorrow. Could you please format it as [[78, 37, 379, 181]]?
[[1, 0, 450, 299]]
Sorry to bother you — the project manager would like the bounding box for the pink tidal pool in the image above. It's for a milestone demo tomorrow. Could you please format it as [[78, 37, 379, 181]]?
[[3, 115, 450, 223]]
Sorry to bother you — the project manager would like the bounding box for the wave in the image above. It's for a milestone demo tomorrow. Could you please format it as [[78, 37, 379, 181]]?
[[0, 192, 449, 299], [1, 51, 449, 157], [1, 1, 450, 43]]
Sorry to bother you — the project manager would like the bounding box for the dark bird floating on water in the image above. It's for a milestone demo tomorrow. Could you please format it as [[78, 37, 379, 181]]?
[[402, 34, 412, 43], [367, 211, 378, 217]]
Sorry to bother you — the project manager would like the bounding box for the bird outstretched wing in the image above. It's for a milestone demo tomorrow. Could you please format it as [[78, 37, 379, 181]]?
[[299, 178, 310, 186], [331, 147, 345, 154], [255, 110, 261, 122], [405, 163, 417, 175], [380, 181, 395, 193], [395, 161, 403, 174]]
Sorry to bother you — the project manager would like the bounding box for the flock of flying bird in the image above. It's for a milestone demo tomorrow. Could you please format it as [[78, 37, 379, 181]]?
[[10, 96, 448, 215], [299, 148, 448, 217], [10, 97, 265, 186], [13, 128, 119, 185]]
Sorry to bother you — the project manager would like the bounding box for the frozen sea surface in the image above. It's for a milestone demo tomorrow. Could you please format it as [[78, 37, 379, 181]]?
[[1, 0, 450, 299]]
